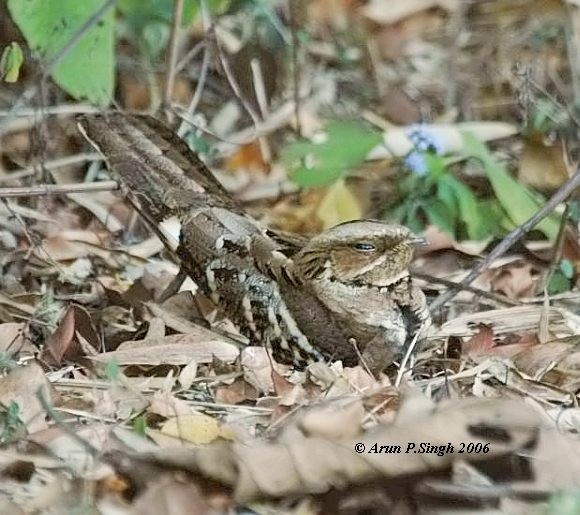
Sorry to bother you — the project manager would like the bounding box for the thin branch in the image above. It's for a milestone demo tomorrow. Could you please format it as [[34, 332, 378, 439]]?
[[214, 30, 262, 127], [163, 0, 185, 107], [429, 168, 580, 312], [0, 153, 102, 184], [0, 0, 119, 135], [412, 272, 519, 307], [177, 6, 212, 138], [0, 181, 118, 198], [175, 40, 205, 75], [289, 0, 302, 135]]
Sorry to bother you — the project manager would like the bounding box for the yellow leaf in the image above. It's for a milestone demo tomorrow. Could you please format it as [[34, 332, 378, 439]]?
[[316, 179, 362, 229], [160, 413, 233, 444]]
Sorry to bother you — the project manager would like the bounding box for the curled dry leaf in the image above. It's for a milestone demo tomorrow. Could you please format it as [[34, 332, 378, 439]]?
[[133, 398, 539, 502], [41, 304, 100, 366]]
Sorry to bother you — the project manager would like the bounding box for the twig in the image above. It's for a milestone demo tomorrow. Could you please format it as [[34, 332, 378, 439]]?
[[565, 1, 580, 108], [429, 168, 580, 311], [0, 181, 118, 198], [0, 0, 118, 134], [175, 40, 205, 75], [289, 0, 302, 135], [177, 6, 213, 137], [177, 43, 210, 138], [0, 153, 102, 184], [395, 331, 421, 387], [249, 58, 272, 163], [412, 272, 519, 307], [163, 0, 185, 107], [0, 104, 99, 118], [214, 34, 262, 127]]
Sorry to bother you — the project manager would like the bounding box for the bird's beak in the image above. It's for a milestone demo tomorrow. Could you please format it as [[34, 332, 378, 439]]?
[[408, 235, 428, 246]]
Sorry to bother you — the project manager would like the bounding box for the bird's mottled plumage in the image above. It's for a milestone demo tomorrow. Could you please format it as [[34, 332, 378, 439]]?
[[78, 113, 430, 371]]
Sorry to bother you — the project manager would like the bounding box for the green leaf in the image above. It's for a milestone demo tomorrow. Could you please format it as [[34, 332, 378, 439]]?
[[283, 122, 382, 187], [438, 174, 491, 240], [7, 0, 114, 105], [118, 0, 230, 38], [0, 42, 24, 83], [436, 178, 459, 221], [424, 200, 456, 237], [462, 132, 560, 239]]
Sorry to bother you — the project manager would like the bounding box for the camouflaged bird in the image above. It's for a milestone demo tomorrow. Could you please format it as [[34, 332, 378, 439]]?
[[78, 113, 430, 371]]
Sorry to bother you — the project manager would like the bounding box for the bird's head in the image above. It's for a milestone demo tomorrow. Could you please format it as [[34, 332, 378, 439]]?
[[295, 220, 425, 287]]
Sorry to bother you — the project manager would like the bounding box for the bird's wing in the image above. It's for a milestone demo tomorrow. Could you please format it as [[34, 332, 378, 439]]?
[[77, 113, 321, 364]]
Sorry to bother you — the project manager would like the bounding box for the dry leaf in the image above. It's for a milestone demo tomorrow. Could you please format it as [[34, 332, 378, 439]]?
[[42, 304, 100, 365], [491, 262, 536, 299], [362, 0, 458, 25], [160, 413, 234, 445], [518, 135, 569, 190], [316, 179, 363, 229], [0, 362, 52, 435], [94, 336, 239, 367], [0, 323, 26, 356], [241, 347, 274, 394]]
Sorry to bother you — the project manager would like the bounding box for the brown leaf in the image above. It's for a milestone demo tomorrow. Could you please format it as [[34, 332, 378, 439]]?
[[491, 262, 536, 299], [518, 135, 569, 191], [463, 324, 495, 357], [215, 378, 254, 405], [42, 304, 100, 365], [241, 347, 274, 394]]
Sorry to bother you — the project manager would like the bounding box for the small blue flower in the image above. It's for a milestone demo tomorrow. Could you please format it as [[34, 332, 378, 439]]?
[[406, 125, 447, 155], [404, 151, 428, 176], [404, 125, 447, 176]]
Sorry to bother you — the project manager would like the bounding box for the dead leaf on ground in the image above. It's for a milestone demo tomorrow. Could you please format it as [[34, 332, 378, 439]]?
[[93, 334, 240, 367], [0, 362, 53, 435], [241, 347, 274, 394], [41, 304, 100, 365], [491, 261, 536, 299], [0, 322, 28, 356], [160, 413, 234, 445]]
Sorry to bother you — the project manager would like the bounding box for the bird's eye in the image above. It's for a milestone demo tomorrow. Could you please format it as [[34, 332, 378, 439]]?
[[353, 242, 376, 252]]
